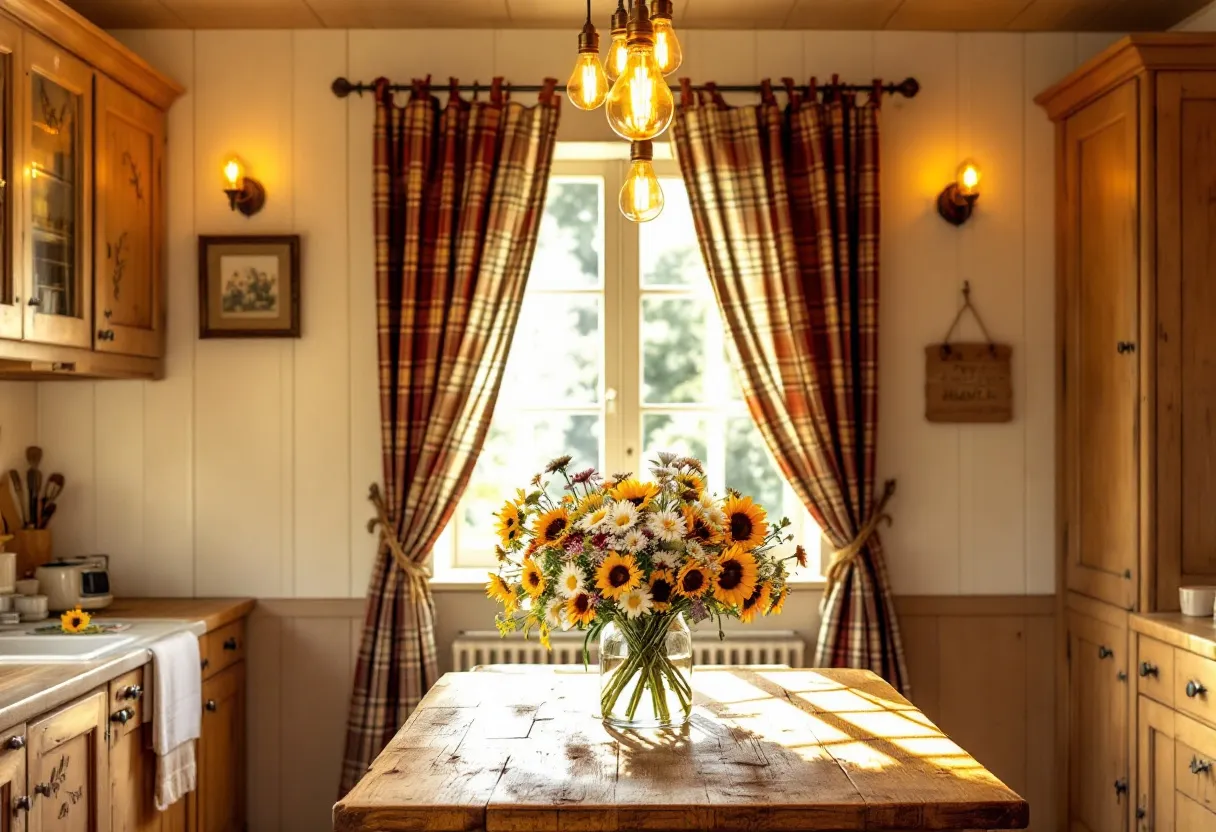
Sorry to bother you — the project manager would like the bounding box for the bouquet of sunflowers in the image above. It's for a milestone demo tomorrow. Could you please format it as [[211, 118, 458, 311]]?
[[485, 452, 802, 727]]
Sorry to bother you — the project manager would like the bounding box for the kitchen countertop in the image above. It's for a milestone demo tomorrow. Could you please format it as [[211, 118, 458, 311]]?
[[0, 597, 253, 734], [1131, 612, 1216, 661]]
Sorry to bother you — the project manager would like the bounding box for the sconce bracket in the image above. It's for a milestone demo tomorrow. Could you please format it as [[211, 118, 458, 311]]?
[[225, 177, 266, 217], [937, 183, 977, 227]]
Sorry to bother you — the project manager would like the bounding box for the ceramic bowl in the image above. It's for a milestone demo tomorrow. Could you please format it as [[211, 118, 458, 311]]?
[[1179, 585, 1216, 616], [14, 578, 38, 597], [14, 594, 47, 622]]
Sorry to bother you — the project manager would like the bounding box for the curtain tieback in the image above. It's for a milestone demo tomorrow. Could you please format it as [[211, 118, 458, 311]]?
[[367, 484, 433, 595], [822, 479, 897, 598]]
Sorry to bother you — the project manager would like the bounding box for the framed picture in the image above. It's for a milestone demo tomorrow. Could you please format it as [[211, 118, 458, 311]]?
[[198, 235, 300, 338]]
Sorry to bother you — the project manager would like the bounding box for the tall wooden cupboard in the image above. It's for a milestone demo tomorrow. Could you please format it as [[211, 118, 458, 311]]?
[[1037, 34, 1216, 832]]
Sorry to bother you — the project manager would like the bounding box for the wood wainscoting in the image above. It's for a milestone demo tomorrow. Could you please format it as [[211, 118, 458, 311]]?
[[245, 594, 1055, 832]]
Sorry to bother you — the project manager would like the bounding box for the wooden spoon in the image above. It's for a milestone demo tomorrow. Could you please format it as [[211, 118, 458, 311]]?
[[39, 502, 56, 528], [24, 447, 41, 532], [40, 474, 63, 529], [25, 446, 41, 469], [7, 470, 24, 528]]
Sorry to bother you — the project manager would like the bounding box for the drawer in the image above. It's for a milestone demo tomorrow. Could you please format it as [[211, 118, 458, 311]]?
[[1176, 649, 1216, 727], [107, 667, 144, 741], [199, 620, 245, 680], [1175, 712, 1216, 811], [1178, 790, 1216, 832], [1139, 636, 1176, 707]]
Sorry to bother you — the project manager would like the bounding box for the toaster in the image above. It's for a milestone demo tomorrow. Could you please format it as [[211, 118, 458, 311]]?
[[35, 556, 113, 612]]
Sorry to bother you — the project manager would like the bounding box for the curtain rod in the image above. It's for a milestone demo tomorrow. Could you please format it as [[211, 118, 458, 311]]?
[[329, 76, 921, 100]]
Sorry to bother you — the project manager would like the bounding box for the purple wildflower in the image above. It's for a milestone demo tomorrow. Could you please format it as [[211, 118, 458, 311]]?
[[564, 533, 585, 555], [571, 468, 598, 485]]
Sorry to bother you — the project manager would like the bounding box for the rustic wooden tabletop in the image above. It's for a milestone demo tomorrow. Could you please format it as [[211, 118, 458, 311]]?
[[334, 666, 1028, 832]]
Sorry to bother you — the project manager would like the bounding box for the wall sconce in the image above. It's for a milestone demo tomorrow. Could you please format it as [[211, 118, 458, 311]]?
[[221, 155, 265, 217], [937, 159, 981, 226]]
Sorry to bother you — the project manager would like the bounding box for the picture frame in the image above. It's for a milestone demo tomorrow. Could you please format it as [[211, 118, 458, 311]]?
[[198, 234, 300, 338]]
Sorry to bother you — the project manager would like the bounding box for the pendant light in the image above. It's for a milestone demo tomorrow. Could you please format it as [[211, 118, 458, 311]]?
[[567, 0, 610, 111], [604, 0, 630, 84], [650, 0, 683, 76], [619, 140, 664, 222], [604, 0, 674, 141]]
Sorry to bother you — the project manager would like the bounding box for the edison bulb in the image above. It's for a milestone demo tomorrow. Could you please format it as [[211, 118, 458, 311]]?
[[652, 18, 682, 75], [956, 158, 981, 198], [605, 44, 674, 141], [620, 158, 664, 222], [567, 52, 609, 110], [222, 157, 244, 190], [605, 32, 629, 83]]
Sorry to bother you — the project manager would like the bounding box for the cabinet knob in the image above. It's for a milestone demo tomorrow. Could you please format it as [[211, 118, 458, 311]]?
[[96, 329, 115, 341], [200, 658, 210, 670], [110, 708, 134, 725], [1117, 670, 1128, 682], [1191, 756, 1212, 775], [1114, 778, 1129, 799], [1139, 662, 1159, 678], [1098, 645, 1114, 659], [1186, 679, 1208, 698], [223, 637, 238, 651], [33, 783, 50, 798], [4, 735, 24, 750], [1117, 341, 1137, 354], [1136, 806, 1146, 820], [120, 684, 142, 701], [26, 297, 38, 307], [14, 795, 29, 812], [205, 700, 217, 712]]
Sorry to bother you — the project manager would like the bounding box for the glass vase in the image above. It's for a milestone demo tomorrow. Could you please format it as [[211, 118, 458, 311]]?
[[599, 612, 693, 728]]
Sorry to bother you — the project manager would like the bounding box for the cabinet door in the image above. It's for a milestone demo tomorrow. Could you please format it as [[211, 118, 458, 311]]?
[[1156, 72, 1216, 609], [0, 724, 29, 832], [1062, 79, 1141, 610], [0, 17, 22, 342], [27, 690, 108, 832], [20, 33, 91, 349], [94, 75, 163, 358], [196, 663, 244, 832], [1068, 606, 1130, 832], [1138, 696, 1175, 832]]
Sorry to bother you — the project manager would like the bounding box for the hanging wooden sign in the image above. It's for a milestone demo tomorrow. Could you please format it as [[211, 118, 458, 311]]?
[[924, 343, 1013, 423], [925, 281, 1013, 423]]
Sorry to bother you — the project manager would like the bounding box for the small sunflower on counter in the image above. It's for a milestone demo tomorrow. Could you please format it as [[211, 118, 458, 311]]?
[[59, 606, 92, 634]]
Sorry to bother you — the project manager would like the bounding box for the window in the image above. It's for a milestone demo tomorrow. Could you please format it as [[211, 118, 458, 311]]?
[[434, 154, 819, 579]]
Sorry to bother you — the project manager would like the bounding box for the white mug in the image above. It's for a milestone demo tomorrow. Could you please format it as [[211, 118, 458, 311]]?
[[1179, 586, 1216, 617]]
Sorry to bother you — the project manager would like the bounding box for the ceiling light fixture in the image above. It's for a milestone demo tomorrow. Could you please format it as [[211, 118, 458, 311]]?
[[605, 0, 674, 143], [620, 140, 664, 222], [567, 0, 610, 110], [650, 0, 682, 76]]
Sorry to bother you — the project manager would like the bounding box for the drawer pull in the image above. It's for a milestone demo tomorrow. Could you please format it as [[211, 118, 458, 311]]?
[[1114, 778, 1129, 799], [120, 684, 142, 701], [4, 735, 24, 750], [1117, 670, 1128, 682], [33, 783, 50, 798], [1191, 757, 1212, 775], [1136, 806, 1146, 820], [1098, 645, 1114, 660], [205, 700, 217, 712], [110, 708, 134, 725], [200, 658, 210, 670], [1139, 662, 1159, 678], [223, 637, 238, 651], [1186, 679, 1208, 698], [14, 795, 29, 812]]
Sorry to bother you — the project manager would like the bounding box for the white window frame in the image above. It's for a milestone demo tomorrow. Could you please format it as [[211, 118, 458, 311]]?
[[430, 148, 826, 587]]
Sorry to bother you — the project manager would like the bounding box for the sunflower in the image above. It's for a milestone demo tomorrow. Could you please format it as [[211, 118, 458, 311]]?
[[738, 582, 772, 623], [60, 607, 91, 634], [486, 573, 519, 613], [577, 492, 605, 515], [521, 558, 547, 598], [609, 478, 661, 509], [794, 544, 808, 569], [566, 591, 597, 627], [595, 552, 642, 600], [649, 568, 676, 611], [712, 545, 758, 606], [674, 471, 705, 502], [494, 500, 526, 547], [722, 494, 768, 550], [769, 586, 789, 616], [532, 506, 571, 546], [675, 561, 710, 598], [683, 505, 722, 546]]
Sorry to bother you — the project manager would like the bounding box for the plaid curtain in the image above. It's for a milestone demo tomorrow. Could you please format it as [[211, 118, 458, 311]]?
[[672, 79, 908, 694], [340, 77, 560, 794]]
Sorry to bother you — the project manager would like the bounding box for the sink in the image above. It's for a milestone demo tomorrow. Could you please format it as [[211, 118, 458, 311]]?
[[0, 633, 136, 661]]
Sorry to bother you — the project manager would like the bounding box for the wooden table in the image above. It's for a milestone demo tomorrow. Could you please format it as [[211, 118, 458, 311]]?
[[334, 667, 1028, 831]]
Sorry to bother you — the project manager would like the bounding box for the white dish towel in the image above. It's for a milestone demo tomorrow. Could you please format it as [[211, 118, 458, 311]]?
[[148, 630, 202, 810]]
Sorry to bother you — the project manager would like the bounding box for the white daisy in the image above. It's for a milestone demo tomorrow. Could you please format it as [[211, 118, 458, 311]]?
[[556, 563, 584, 598], [620, 587, 653, 619], [647, 509, 686, 543], [621, 529, 648, 553], [545, 597, 566, 629], [652, 550, 680, 569], [697, 492, 718, 512], [608, 501, 639, 532], [684, 541, 706, 561], [704, 505, 727, 527], [578, 506, 611, 531]]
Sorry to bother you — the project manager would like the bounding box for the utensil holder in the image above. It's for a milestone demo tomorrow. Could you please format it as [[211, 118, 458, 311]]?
[[12, 529, 51, 579], [0, 551, 14, 594]]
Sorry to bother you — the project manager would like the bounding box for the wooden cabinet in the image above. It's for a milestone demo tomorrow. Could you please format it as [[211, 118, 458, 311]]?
[[193, 663, 243, 832], [1068, 603, 1131, 832], [1138, 696, 1176, 831], [0, 16, 23, 344], [0, 724, 29, 832], [26, 690, 108, 832], [93, 74, 162, 358]]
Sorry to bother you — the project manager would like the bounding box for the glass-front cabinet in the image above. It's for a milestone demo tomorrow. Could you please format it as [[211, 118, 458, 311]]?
[[0, 19, 20, 342], [94, 74, 162, 357], [22, 33, 91, 349]]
